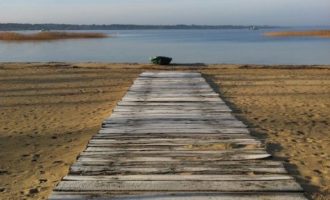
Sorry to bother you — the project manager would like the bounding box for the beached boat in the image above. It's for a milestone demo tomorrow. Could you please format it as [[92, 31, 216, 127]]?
[[150, 56, 172, 65]]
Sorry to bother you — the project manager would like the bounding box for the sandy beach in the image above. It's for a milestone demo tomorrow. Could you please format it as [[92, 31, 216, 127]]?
[[0, 63, 329, 200]]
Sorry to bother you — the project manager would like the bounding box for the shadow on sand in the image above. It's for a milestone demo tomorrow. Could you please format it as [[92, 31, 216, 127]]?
[[202, 73, 320, 200]]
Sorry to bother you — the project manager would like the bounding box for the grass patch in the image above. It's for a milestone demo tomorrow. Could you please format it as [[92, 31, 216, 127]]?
[[265, 30, 330, 38], [0, 31, 108, 41]]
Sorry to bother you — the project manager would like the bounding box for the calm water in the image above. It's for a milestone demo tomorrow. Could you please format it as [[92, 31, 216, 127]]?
[[0, 29, 330, 64]]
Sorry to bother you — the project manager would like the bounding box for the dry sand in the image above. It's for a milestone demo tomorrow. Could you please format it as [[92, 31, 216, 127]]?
[[0, 63, 329, 200], [202, 66, 330, 200]]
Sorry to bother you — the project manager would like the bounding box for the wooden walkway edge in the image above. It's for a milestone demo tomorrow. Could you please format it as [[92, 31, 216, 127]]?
[[49, 71, 307, 200]]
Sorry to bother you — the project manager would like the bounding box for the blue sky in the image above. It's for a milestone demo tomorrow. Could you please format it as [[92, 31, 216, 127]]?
[[0, 0, 329, 25]]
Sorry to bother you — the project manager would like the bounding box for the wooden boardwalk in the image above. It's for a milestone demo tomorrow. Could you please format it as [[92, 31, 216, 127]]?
[[50, 72, 307, 200]]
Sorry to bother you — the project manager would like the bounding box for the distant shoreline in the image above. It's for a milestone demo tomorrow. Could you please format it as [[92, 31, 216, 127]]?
[[0, 32, 108, 41], [265, 30, 330, 38], [0, 62, 329, 69], [0, 23, 278, 31]]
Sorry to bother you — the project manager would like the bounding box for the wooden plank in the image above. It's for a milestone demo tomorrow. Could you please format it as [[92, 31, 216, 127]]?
[[84, 147, 262, 152], [126, 91, 215, 94], [103, 119, 245, 124], [117, 102, 226, 106], [88, 138, 259, 144], [92, 134, 253, 140], [76, 155, 271, 162], [85, 144, 261, 150], [121, 98, 223, 102], [105, 117, 238, 122], [133, 79, 206, 81], [131, 84, 207, 86], [63, 174, 293, 181], [98, 128, 250, 134], [113, 106, 231, 110], [106, 117, 238, 122], [78, 153, 271, 161], [69, 166, 287, 175], [84, 147, 265, 153], [130, 84, 212, 88], [70, 163, 287, 174], [102, 122, 247, 128], [103, 118, 243, 124], [140, 74, 202, 78], [81, 149, 266, 153], [105, 118, 238, 122], [49, 192, 307, 200], [109, 113, 235, 117], [85, 144, 261, 149], [88, 141, 260, 146], [55, 180, 303, 192], [111, 110, 232, 114], [76, 157, 280, 164], [112, 110, 232, 113], [74, 160, 281, 167], [128, 89, 216, 93], [101, 124, 247, 130], [116, 104, 225, 107], [74, 160, 283, 167], [114, 104, 229, 108]]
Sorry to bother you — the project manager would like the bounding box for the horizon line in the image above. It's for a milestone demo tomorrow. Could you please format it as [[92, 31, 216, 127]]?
[[1, 22, 330, 27]]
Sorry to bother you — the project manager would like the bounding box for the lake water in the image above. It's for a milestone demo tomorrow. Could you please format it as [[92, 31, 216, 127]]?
[[0, 28, 330, 64]]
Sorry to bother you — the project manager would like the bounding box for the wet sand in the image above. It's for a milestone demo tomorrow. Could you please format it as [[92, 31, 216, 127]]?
[[0, 63, 329, 199]]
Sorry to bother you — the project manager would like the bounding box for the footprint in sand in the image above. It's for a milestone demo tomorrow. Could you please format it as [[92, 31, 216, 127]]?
[[22, 188, 40, 196], [53, 160, 64, 165], [39, 179, 47, 184], [0, 170, 9, 175], [31, 154, 40, 162]]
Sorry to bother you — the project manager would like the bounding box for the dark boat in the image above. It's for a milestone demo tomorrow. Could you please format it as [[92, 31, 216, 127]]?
[[150, 56, 172, 65]]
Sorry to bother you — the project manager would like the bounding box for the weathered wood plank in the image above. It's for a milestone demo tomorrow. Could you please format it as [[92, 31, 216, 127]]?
[[75, 158, 283, 166], [105, 116, 238, 121], [121, 98, 223, 102], [103, 117, 242, 123], [109, 113, 235, 117], [102, 121, 247, 128], [102, 123, 246, 129], [128, 85, 213, 89], [92, 133, 252, 139], [78, 153, 271, 161], [74, 161, 283, 168], [49, 192, 307, 200], [88, 138, 259, 144], [98, 128, 250, 134], [114, 104, 228, 108], [69, 165, 287, 175], [82, 148, 266, 153], [111, 111, 232, 115], [136, 78, 204, 80], [55, 180, 302, 192], [113, 107, 231, 111], [117, 102, 226, 106], [114, 107, 228, 110], [126, 91, 215, 94], [63, 174, 293, 181], [103, 123, 247, 129]]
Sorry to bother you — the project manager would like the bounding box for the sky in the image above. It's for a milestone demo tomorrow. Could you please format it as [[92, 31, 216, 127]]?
[[0, 0, 329, 26]]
